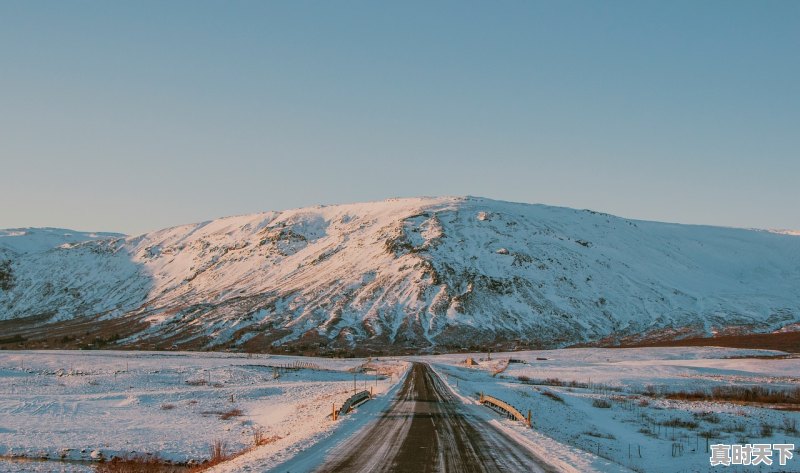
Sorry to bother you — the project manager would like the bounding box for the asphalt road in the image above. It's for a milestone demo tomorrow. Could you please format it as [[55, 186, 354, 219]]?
[[315, 363, 556, 473]]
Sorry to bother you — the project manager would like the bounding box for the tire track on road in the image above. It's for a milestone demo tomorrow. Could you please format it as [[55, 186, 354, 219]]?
[[315, 362, 556, 473]]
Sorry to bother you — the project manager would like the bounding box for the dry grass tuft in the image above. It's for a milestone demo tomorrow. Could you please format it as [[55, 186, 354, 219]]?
[[666, 386, 800, 405], [219, 408, 243, 420], [693, 411, 720, 423], [662, 417, 699, 430], [541, 390, 564, 403], [583, 430, 616, 440], [95, 454, 182, 473], [783, 417, 798, 433], [210, 439, 227, 463], [253, 428, 282, 447], [592, 398, 612, 408]]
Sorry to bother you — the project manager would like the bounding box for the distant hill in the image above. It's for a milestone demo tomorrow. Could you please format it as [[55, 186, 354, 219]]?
[[1, 196, 798, 354]]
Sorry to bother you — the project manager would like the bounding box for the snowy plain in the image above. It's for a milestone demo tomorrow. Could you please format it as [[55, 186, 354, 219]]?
[[0, 347, 798, 472], [0, 350, 407, 472], [424, 347, 800, 472]]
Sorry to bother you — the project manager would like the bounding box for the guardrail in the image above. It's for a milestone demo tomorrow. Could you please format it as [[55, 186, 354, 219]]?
[[332, 389, 372, 420], [479, 392, 531, 427]]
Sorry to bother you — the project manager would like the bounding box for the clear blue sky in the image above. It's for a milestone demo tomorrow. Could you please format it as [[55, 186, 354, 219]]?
[[1, 1, 798, 235]]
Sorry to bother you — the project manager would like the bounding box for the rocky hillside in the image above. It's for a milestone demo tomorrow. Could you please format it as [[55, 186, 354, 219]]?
[[1, 197, 798, 354]]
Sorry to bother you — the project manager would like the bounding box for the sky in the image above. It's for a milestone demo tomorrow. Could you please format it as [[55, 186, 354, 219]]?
[[1, 1, 798, 235]]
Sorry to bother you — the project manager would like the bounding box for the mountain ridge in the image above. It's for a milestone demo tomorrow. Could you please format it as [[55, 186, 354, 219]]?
[[1, 196, 798, 354]]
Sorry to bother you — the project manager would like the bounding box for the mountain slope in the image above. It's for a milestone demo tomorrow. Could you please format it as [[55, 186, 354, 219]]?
[[1, 197, 798, 354]]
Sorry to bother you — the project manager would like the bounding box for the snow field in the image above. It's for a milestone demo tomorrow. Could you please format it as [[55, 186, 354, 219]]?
[[0, 350, 406, 471], [2, 347, 797, 472], [208, 360, 411, 472], [426, 347, 800, 472]]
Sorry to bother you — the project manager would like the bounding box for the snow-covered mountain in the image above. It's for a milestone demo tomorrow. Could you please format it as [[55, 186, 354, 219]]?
[[0, 228, 124, 254], [1, 197, 798, 354], [769, 229, 800, 237]]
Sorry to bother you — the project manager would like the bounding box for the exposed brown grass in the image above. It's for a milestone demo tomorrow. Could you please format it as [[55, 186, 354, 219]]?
[[693, 411, 721, 423], [209, 439, 227, 463], [517, 376, 591, 389], [187, 432, 284, 473], [541, 390, 564, 403], [544, 377, 565, 386], [253, 428, 266, 446], [219, 408, 243, 420], [583, 430, 615, 440], [253, 428, 282, 447], [782, 417, 798, 433], [666, 386, 800, 405], [0, 311, 151, 350], [200, 408, 244, 420], [662, 417, 699, 430], [176, 439, 231, 472], [592, 398, 612, 408], [619, 331, 800, 353], [95, 454, 185, 473]]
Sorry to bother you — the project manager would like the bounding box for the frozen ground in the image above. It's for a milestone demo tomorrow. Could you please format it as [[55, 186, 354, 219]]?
[[208, 361, 410, 473], [0, 350, 406, 471], [1, 347, 798, 472], [424, 346, 800, 472]]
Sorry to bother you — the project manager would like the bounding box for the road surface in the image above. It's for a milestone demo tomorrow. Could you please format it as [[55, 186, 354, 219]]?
[[315, 362, 556, 472]]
